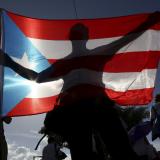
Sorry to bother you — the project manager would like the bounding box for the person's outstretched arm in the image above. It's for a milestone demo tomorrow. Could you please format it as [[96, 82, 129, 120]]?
[[0, 50, 37, 81], [0, 49, 61, 83], [90, 11, 160, 56]]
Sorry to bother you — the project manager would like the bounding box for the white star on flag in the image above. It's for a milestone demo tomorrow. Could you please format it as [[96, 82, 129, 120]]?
[[12, 52, 38, 73]]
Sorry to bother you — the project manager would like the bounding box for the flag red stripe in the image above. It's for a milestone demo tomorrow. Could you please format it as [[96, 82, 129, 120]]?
[[7, 11, 160, 40], [58, 85, 153, 105], [47, 51, 160, 77], [7, 96, 58, 116], [7, 86, 153, 116]]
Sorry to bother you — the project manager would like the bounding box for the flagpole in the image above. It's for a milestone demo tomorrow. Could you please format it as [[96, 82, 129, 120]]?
[[0, 8, 4, 116], [0, 8, 2, 48]]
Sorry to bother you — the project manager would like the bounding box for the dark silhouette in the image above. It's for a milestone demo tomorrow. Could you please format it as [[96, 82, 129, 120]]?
[[0, 116, 7, 160], [151, 94, 160, 141], [0, 116, 12, 160], [42, 136, 67, 160], [0, 11, 159, 160]]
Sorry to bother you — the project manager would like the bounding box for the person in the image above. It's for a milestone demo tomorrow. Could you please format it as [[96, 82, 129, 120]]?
[[42, 136, 59, 160], [0, 12, 159, 160], [0, 116, 7, 160], [42, 136, 67, 160], [91, 129, 110, 160], [132, 136, 158, 160], [151, 94, 160, 141], [0, 116, 12, 160]]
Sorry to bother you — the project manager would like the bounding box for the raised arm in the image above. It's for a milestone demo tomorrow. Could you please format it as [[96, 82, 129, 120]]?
[[0, 49, 38, 80], [90, 11, 160, 56], [0, 49, 61, 83]]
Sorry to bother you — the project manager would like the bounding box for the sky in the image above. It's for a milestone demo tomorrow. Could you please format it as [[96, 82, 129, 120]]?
[[0, 0, 160, 159]]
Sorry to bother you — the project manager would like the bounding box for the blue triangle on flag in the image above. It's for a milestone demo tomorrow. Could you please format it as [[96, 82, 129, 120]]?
[[2, 12, 51, 116]]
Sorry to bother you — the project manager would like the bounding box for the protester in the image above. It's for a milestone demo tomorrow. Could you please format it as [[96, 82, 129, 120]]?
[[0, 116, 12, 160], [132, 137, 158, 160], [42, 136, 67, 160], [128, 120, 152, 145], [92, 129, 110, 160], [42, 136, 59, 160], [0, 12, 159, 160], [0, 116, 7, 160], [151, 94, 160, 141]]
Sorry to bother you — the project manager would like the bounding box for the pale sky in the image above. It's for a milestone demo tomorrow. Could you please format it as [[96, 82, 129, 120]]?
[[0, 0, 160, 159]]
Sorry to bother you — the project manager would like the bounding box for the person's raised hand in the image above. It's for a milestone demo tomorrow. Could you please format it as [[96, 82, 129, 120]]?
[[133, 11, 160, 33], [147, 11, 160, 26]]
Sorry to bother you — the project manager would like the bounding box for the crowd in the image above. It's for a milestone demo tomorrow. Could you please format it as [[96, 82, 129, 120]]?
[[1, 95, 160, 160]]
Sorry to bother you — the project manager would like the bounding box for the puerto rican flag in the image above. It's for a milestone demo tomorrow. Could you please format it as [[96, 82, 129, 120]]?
[[1, 10, 160, 116]]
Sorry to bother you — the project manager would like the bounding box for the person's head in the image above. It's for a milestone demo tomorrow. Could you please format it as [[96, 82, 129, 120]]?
[[68, 23, 89, 53], [69, 23, 89, 41], [155, 94, 160, 103]]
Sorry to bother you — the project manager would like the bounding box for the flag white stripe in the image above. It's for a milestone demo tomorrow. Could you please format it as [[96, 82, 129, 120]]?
[[29, 30, 160, 59], [26, 69, 156, 98]]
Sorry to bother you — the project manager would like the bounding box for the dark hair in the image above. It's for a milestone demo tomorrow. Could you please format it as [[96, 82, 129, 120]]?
[[69, 23, 89, 40]]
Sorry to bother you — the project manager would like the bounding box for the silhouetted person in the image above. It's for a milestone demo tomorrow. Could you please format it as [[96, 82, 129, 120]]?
[[151, 94, 160, 141], [0, 11, 159, 160], [42, 136, 66, 160], [0, 116, 12, 160], [0, 116, 7, 160]]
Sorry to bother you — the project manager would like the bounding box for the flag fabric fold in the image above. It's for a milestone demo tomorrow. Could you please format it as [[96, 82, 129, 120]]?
[[0, 10, 160, 116]]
